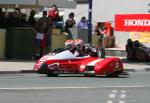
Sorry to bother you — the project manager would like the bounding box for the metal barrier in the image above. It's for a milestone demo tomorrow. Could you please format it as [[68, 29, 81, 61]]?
[[69, 28, 89, 43], [0, 29, 6, 59], [5, 27, 35, 59]]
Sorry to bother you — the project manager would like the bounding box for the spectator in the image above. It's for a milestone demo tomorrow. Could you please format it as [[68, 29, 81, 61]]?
[[45, 16, 53, 52], [126, 39, 135, 60], [48, 4, 64, 29], [95, 24, 108, 38], [9, 10, 21, 26], [77, 17, 88, 29], [28, 10, 36, 27], [34, 11, 48, 59], [126, 39, 134, 51], [0, 8, 5, 28], [20, 13, 27, 26], [64, 12, 76, 39], [4, 12, 11, 27], [95, 24, 108, 46], [95, 24, 107, 58], [15, 8, 21, 16], [48, 4, 59, 22]]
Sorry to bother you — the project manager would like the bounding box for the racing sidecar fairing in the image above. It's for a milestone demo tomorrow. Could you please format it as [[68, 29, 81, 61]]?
[[33, 50, 124, 77], [126, 40, 150, 61]]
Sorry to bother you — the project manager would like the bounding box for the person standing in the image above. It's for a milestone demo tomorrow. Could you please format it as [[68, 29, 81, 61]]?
[[64, 12, 76, 39], [77, 17, 88, 29], [34, 11, 48, 59], [95, 24, 107, 58], [45, 16, 53, 53], [95, 24, 108, 47], [9, 9, 21, 27], [0, 8, 5, 28], [28, 10, 36, 27]]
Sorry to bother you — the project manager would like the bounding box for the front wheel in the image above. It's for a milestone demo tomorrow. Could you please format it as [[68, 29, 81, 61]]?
[[84, 73, 95, 77]]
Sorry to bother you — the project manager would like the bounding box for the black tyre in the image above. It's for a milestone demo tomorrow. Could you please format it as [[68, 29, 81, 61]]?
[[39, 63, 58, 77], [84, 73, 95, 77], [46, 68, 59, 77], [127, 50, 135, 61], [106, 72, 119, 78], [135, 48, 147, 61], [46, 72, 58, 77]]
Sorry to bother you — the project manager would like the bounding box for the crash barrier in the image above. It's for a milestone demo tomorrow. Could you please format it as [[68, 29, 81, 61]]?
[[5, 27, 35, 59], [4, 28, 67, 59], [51, 29, 67, 50], [69, 28, 88, 43], [92, 35, 99, 46], [106, 36, 115, 48], [52, 29, 61, 35], [0, 29, 6, 59], [92, 35, 115, 48]]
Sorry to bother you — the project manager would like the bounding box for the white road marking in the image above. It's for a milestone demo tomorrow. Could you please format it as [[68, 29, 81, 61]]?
[[121, 90, 126, 93], [120, 94, 126, 99], [107, 89, 127, 103], [0, 87, 95, 90], [112, 90, 118, 93], [118, 101, 125, 103], [104, 85, 150, 88], [0, 85, 149, 90], [109, 94, 116, 99], [107, 100, 113, 103]]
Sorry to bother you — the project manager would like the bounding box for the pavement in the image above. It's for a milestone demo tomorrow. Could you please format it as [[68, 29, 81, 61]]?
[[0, 57, 150, 74], [0, 60, 36, 74]]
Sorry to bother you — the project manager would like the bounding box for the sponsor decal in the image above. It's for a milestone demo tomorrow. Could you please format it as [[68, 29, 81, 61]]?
[[130, 33, 141, 40], [124, 19, 150, 26], [130, 32, 150, 43], [48, 63, 59, 70], [115, 14, 150, 32], [59, 65, 74, 70]]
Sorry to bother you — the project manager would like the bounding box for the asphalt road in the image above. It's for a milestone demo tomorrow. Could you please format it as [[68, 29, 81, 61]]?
[[0, 71, 150, 103]]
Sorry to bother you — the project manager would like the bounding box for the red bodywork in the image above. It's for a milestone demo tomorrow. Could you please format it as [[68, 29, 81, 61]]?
[[34, 50, 124, 77]]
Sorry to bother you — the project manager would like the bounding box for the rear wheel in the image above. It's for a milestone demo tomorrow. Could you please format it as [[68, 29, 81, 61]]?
[[46, 72, 58, 77], [41, 63, 58, 77], [106, 72, 119, 78]]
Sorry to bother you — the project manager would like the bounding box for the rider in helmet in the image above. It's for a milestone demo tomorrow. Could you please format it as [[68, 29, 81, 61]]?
[[74, 39, 85, 56], [65, 39, 74, 50], [84, 43, 97, 57], [84, 43, 91, 55]]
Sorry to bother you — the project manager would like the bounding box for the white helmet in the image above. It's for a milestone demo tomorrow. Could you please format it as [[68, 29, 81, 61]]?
[[65, 39, 74, 50], [74, 39, 84, 49]]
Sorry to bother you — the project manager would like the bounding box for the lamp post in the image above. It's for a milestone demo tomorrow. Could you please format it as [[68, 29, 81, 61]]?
[[148, 3, 150, 13], [88, 0, 93, 44]]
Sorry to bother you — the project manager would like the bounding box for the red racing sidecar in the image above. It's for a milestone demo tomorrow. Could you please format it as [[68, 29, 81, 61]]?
[[33, 50, 124, 77]]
